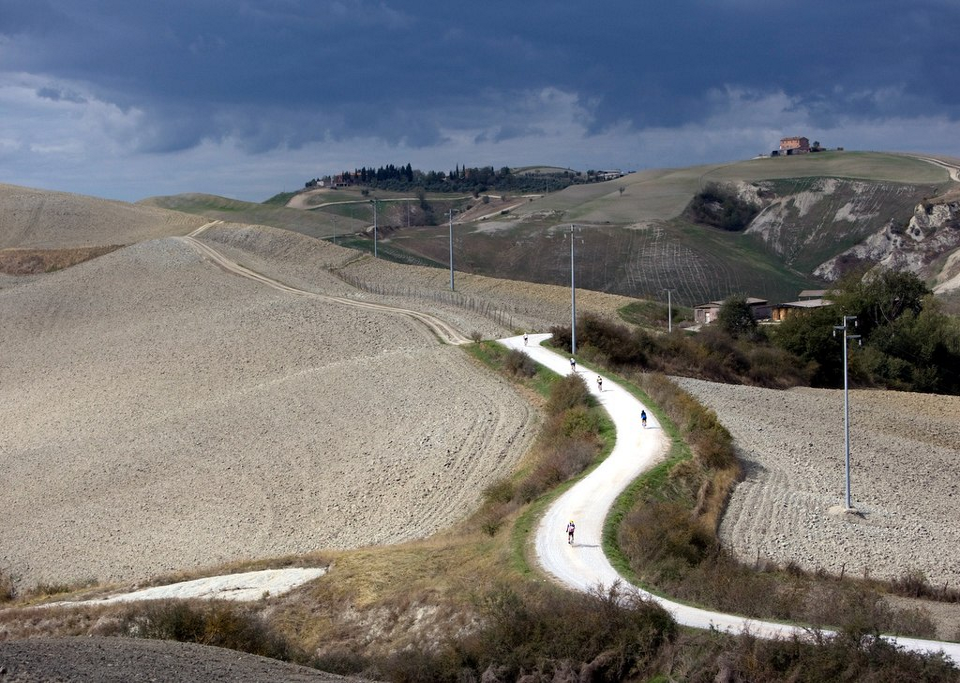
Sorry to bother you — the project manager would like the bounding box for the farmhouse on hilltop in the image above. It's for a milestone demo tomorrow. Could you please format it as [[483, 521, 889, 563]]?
[[775, 136, 810, 155]]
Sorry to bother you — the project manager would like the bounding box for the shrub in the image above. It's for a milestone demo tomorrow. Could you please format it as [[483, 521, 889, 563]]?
[[554, 406, 601, 441], [125, 600, 299, 662], [503, 348, 536, 377], [468, 582, 675, 680], [482, 478, 515, 505], [0, 570, 14, 603], [545, 373, 591, 415]]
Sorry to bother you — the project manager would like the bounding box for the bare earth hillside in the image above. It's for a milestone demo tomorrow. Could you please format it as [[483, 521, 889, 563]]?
[[0, 183, 205, 249], [199, 221, 636, 336], [0, 235, 536, 590], [0, 637, 354, 682], [675, 378, 960, 587]]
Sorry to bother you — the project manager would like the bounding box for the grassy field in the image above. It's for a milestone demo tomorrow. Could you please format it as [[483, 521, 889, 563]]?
[[707, 151, 952, 185], [139, 193, 368, 238]]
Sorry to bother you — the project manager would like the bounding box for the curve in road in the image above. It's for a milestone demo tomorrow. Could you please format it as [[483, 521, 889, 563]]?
[[502, 333, 960, 665], [176, 235, 472, 346]]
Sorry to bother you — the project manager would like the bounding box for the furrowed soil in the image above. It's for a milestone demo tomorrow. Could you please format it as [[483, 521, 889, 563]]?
[[0, 229, 539, 592], [675, 378, 960, 589]]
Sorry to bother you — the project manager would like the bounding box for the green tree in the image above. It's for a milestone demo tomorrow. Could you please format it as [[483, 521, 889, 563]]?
[[831, 269, 929, 338], [773, 269, 960, 392], [717, 295, 758, 338]]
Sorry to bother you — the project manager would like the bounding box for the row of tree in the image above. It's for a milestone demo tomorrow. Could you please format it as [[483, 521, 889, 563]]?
[[305, 164, 608, 195]]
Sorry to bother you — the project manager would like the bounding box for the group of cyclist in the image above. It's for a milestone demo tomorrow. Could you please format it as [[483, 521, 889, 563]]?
[[518, 334, 652, 548]]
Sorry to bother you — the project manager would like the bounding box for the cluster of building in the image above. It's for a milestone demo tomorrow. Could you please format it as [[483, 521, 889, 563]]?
[[768, 136, 840, 157], [693, 290, 831, 326]]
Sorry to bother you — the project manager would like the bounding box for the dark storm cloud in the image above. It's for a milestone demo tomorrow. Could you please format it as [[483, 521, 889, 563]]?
[[1, 0, 958, 200], [4, 0, 958, 146]]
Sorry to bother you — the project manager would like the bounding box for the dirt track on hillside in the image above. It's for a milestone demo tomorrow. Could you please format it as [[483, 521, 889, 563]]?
[[0, 233, 535, 591]]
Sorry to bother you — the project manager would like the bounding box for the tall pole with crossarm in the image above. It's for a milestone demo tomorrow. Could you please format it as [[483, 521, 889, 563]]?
[[371, 199, 378, 258], [449, 209, 455, 291], [834, 315, 860, 510], [570, 224, 577, 355]]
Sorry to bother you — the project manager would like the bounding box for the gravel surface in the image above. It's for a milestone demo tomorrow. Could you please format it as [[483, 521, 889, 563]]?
[[0, 637, 354, 682], [674, 378, 960, 587], [0, 235, 535, 591]]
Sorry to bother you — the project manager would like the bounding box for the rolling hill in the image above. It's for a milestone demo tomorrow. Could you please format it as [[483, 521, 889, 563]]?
[[271, 152, 959, 307]]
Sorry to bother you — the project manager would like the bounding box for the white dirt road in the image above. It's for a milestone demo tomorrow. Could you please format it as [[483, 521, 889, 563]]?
[[501, 334, 960, 665]]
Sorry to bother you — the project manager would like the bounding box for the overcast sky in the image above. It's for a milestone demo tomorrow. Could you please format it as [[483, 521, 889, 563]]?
[[2, 0, 959, 202]]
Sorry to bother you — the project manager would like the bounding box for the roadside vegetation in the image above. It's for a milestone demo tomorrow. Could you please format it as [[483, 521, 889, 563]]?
[[775, 269, 960, 394], [553, 310, 813, 390], [602, 269, 960, 396]]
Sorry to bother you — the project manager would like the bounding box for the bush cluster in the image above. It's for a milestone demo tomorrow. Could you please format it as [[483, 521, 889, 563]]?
[[773, 269, 960, 393], [515, 374, 603, 504], [313, 579, 953, 682], [502, 348, 537, 378], [551, 313, 812, 389], [318, 581, 677, 682], [685, 182, 760, 231], [118, 600, 301, 663]]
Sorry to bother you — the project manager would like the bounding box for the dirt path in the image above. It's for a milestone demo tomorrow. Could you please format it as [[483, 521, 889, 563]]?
[[177, 235, 472, 345]]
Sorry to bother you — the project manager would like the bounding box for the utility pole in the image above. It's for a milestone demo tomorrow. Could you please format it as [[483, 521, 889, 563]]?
[[663, 288, 674, 333], [571, 224, 577, 355], [448, 208, 455, 291], [834, 315, 860, 510], [371, 198, 378, 258]]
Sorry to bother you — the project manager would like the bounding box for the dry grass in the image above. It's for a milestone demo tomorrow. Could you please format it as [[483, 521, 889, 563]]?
[[0, 246, 123, 275]]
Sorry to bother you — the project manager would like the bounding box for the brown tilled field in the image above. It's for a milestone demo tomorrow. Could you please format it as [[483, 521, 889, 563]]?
[[0, 232, 537, 590], [0, 183, 205, 249], [676, 379, 960, 588]]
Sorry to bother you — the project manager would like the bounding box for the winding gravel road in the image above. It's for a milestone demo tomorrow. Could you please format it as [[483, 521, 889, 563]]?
[[501, 334, 960, 665]]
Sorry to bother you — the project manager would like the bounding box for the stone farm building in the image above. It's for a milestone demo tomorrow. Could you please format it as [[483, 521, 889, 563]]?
[[778, 136, 810, 155], [770, 290, 833, 321], [694, 298, 771, 326]]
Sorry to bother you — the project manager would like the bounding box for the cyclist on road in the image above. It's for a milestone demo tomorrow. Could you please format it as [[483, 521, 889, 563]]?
[[569, 357, 576, 372], [641, 410, 647, 428], [566, 520, 576, 544], [523, 333, 528, 346], [596, 375, 603, 392]]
